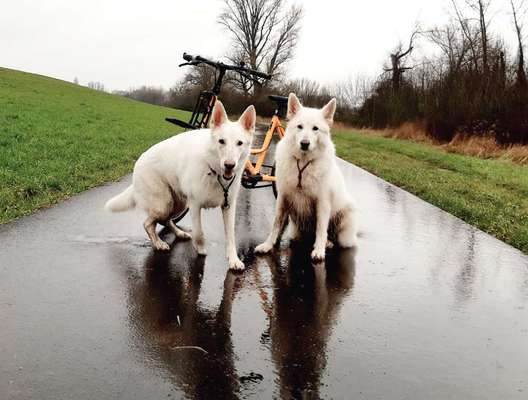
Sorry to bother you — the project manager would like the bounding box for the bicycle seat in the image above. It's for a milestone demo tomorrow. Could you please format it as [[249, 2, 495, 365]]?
[[268, 95, 288, 105], [268, 95, 288, 118]]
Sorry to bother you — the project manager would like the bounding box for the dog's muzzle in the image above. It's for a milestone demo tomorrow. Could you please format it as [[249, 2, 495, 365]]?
[[300, 140, 310, 151], [223, 160, 236, 179]]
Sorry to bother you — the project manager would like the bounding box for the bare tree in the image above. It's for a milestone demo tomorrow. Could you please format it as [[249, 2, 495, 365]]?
[[467, 0, 492, 75], [384, 27, 420, 91], [510, 0, 527, 88], [280, 78, 321, 104], [218, 0, 303, 94], [450, 0, 481, 71], [181, 64, 216, 91], [426, 22, 472, 75], [451, 0, 493, 74], [225, 49, 255, 95]]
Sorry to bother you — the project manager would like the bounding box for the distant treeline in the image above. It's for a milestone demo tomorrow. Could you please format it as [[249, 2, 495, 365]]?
[[113, 1, 527, 144], [357, 0, 528, 144], [112, 75, 361, 125]]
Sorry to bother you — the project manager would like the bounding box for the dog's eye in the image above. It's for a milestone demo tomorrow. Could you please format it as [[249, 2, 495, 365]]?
[[297, 124, 303, 130], [237, 140, 243, 146], [313, 126, 319, 131], [219, 139, 225, 145]]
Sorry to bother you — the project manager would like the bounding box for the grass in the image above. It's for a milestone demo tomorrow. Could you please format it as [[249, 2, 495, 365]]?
[[334, 130, 528, 253], [0, 67, 188, 223]]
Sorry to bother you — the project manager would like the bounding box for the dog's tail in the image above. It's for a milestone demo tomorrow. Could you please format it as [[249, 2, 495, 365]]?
[[105, 185, 136, 212]]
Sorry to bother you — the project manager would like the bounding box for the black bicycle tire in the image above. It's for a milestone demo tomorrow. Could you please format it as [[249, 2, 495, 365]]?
[[271, 163, 277, 198]]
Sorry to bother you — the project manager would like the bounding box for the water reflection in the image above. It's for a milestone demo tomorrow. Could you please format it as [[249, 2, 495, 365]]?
[[124, 248, 241, 399], [117, 239, 355, 399], [254, 244, 356, 399], [453, 229, 477, 306]]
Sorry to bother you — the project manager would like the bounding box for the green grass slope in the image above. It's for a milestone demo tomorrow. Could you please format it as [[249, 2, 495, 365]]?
[[334, 131, 528, 254], [0, 67, 188, 223]]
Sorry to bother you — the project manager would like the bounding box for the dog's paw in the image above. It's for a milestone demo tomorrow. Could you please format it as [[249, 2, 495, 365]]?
[[228, 257, 245, 271], [154, 241, 171, 252], [255, 242, 273, 254], [311, 247, 326, 262]]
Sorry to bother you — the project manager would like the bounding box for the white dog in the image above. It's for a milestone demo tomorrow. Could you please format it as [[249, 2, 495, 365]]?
[[105, 101, 255, 270], [255, 93, 357, 261]]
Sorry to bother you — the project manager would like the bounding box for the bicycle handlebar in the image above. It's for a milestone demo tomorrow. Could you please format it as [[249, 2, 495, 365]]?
[[249, 69, 272, 80], [182, 52, 272, 80]]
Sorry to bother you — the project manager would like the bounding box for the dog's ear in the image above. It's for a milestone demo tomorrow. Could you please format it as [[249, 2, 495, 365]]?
[[322, 98, 337, 126], [211, 100, 228, 130], [287, 93, 302, 120], [238, 105, 256, 133]]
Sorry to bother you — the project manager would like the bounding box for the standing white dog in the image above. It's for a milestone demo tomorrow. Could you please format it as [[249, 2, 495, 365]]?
[[255, 93, 357, 261], [105, 101, 255, 270]]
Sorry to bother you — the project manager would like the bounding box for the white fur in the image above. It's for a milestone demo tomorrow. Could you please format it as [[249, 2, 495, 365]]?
[[105, 101, 256, 270], [255, 93, 358, 261]]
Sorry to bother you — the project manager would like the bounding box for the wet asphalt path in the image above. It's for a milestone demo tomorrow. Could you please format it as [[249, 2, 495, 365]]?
[[1, 152, 528, 399]]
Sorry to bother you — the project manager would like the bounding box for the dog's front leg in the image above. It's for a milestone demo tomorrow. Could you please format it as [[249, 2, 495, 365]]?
[[312, 199, 331, 262], [255, 194, 288, 254], [222, 204, 244, 271], [190, 204, 207, 256]]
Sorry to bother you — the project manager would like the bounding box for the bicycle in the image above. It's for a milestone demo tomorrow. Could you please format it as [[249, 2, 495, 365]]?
[[166, 52, 271, 130], [166, 53, 286, 223], [241, 94, 287, 198]]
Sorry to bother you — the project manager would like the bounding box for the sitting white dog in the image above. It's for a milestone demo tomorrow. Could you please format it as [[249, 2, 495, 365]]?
[[105, 101, 255, 270], [255, 93, 357, 261]]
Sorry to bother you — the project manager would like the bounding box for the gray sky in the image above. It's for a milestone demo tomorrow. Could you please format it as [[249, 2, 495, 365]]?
[[1, 0, 521, 91]]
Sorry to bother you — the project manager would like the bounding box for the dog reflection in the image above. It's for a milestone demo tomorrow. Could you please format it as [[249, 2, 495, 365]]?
[[259, 244, 356, 399], [123, 248, 242, 400], [116, 238, 355, 400]]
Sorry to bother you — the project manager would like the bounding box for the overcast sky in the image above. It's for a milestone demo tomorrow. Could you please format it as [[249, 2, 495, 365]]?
[[1, 0, 521, 91]]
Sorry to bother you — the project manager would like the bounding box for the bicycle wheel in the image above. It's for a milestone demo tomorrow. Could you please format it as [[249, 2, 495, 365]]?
[[171, 207, 189, 224]]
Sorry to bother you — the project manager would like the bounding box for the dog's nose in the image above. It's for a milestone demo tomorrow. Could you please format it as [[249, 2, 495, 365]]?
[[300, 140, 310, 151], [224, 160, 236, 171]]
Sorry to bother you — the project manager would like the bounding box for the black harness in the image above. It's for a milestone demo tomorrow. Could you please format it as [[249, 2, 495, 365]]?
[[295, 158, 313, 189], [208, 166, 236, 209]]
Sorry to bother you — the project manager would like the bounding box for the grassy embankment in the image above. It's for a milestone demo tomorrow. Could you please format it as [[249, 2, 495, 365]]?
[[0, 67, 188, 223], [334, 131, 528, 253]]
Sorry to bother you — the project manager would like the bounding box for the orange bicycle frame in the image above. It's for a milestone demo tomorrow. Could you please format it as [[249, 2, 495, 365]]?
[[244, 114, 285, 182]]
